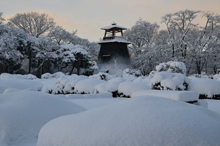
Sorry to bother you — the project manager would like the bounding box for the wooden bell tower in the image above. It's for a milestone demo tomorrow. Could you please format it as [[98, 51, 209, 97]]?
[[97, 22, 131, 74]]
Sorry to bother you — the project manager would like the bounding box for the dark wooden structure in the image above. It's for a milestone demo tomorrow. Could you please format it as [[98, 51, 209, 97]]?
[[97, 22, 131, 74]]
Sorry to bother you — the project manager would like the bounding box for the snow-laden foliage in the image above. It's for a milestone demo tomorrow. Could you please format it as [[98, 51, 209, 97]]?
[[151, 72, 190, 91], [58, 44, 98, 75], [0, 24, 23, 73], [156, 61, 186, 74]]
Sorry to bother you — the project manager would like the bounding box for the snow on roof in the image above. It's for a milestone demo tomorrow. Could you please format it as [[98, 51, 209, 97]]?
[[101, 23, 127, 30], [98, 36, 131, 44]]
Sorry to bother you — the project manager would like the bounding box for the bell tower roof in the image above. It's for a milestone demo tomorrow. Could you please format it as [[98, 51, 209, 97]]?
[[98, 22, 130, 44], [101, 22, 127, 30]]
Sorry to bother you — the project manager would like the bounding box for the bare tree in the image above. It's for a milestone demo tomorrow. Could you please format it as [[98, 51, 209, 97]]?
[[9, 12, 56, 38]]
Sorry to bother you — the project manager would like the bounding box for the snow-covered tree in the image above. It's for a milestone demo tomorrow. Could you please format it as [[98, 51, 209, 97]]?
[[58, 44, 97, 75], [35, 36, 58, 78], [48, 26, 76, 46], [162, 10, 220, 74], [9, 12, 56, 38], [0, 24, 23, 73], [124, 19, 159, 56]]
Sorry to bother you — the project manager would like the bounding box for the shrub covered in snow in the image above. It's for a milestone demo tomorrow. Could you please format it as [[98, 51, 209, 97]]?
[[118, 81, 151, 97], [41, 72, 65, 79], [45, 75, 88, 94], [74, 79, 105, 94], [37, 96, 220, 146], [212, 74, 220, 81], [151, 72, 190, 91], [89, 72, 112, 81], [95, 82, 120, 97], [188, 79, 220, 99], [156, 61, 186, 74], [24, 74, 37, 80], [115, 68, 142, 79]]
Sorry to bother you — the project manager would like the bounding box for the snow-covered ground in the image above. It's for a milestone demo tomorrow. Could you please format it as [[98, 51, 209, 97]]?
[[0, 73, 220, 146]]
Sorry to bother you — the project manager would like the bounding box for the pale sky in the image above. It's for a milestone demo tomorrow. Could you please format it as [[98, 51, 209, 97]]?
[[1, 0, 220, 41]]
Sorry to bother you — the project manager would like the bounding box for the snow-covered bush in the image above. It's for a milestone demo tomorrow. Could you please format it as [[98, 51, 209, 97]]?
[[118, 81, 151, 97], [188, 79, 220, 99], [116, 68, 142, 77], [41, 73, 52, 79], [95, 82, 120, 97], [151, 72, 190, 91], [41, 72, 65, 79], [74, 79, 105, 94], [212, 74, 220, 81], [89, 72, 112, 81], [24, 74, 37, 80], [156, 61, 186, 74], [46, 75, 88, 94]]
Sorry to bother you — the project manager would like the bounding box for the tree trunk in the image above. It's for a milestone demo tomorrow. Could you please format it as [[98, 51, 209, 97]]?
[[69, 65, 75, 75], [77, 61, 80, 75]]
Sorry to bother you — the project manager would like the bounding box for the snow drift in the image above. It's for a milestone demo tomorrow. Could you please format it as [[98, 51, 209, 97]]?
[[0, 91, 86, 146], [37, 96, 220, 146]]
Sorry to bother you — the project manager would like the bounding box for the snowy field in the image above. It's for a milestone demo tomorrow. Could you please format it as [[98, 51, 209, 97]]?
[[0, 73, 220, 146]]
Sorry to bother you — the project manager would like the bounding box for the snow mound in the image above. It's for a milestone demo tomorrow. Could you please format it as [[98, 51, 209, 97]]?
[[212, 74, 220, 81], [74, 79, 105, 94], [0, 91, 86, 146], [37, 96, 220, 146], [132, 90, 199, 102], [0, 79, 43, 91], [188, 79, 220, 98], [95, 82, 119, 93], [118, 81, 151, 97], [151, 72, 190, 90], [0, 73, 37, 81]]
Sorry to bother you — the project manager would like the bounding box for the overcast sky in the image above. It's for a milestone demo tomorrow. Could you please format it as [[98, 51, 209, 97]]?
[[1, 0, 220, 41]]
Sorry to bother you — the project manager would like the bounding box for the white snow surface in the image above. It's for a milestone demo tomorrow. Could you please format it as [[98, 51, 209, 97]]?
[[98, 36, 131, 44], [74, 79, 105, 94], [188, 79, 220, 98], [37, 96, 220, 146], [132, 90, 199, 102], [0, 79, 43, 91], [0, 91, 85, 146], [118, 81, 151, 97]]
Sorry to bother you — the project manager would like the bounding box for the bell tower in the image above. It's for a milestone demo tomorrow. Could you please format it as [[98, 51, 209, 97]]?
[[97, 22, 131, 74]]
